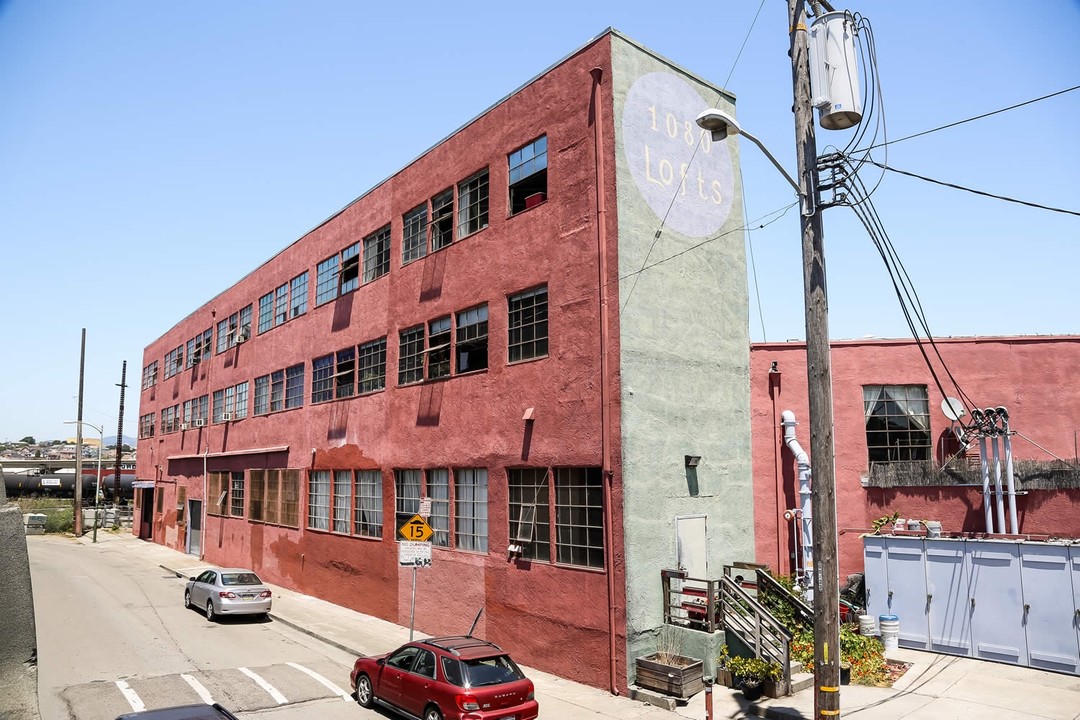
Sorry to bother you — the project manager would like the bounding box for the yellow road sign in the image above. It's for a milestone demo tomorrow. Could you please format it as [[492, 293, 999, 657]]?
[[399, 514, 433, 542]]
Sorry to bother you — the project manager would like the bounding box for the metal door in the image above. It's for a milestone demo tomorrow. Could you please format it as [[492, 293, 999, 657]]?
[[969, 540, 1026, 665], [675, 515, 708, 587], [925, 539, 972, 655], [187, 499, 202, 556], [863, 536, 889, 619], [885, 537, 930, 649], [1020, 543, 1079, 673]]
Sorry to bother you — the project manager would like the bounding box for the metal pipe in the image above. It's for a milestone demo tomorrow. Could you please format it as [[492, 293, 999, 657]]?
[[991, 434, 1006, 534], [781, 411, 813, 601], [590, 66, 619, 697], [1001, 411, 1018, 533], [979, 435, 993, 533]]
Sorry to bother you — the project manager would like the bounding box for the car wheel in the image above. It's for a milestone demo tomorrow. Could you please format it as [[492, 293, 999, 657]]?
[[423, 706, 443, 720], [354, 674, 374, 708], [205, 600, 216, 622], [184, 590, 191, 609]]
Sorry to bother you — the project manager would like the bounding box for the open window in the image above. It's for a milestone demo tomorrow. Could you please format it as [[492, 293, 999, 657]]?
[[430, 189, 454, 251], [339, 244, 360, 294], [456, 304, 488, 373], [509, 136, 548, 215]]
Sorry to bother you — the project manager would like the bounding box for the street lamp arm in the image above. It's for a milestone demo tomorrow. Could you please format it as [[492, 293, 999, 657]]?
[[736, 128, 802, 196]]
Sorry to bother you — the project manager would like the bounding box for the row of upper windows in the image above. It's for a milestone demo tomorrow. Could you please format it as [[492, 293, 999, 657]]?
[[196, 462, 603, 570], [141, 137, 549, 390], [139, 286, 550, 437]]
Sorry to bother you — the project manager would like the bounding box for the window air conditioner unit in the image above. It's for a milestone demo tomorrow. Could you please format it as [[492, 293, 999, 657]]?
[[235, 332, 248, 344], [221, 412, 233, 421], [193, 418, 206, 428], [180, 423, 189, 431]]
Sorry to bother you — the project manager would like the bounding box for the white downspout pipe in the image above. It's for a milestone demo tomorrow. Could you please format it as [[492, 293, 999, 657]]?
[[979, 435, 994, 534], [1000, 408, 1019, 534], [991, 432, 1007, 535], [781, 410, 814, 602]]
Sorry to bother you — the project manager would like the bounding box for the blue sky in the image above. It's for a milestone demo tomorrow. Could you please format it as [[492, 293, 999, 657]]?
[[1, 1, 1077, 443]]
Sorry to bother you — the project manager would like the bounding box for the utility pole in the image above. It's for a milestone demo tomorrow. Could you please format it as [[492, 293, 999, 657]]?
[[788, 1, 840, 717], [114, 361, 128, 502], [74, 329, 86, 537]]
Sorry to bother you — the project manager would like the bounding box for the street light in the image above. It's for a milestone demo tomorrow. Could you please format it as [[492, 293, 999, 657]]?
[[65, 420, 103, 543], [696, 108, 805, 203]]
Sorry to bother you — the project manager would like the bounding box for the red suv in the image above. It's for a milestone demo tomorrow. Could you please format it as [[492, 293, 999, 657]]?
[[350, 635, 539, 720]]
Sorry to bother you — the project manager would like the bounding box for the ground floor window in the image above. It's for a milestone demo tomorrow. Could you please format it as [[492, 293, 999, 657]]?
[[508, 466, 604, 568], [249, 469, 300, 528]]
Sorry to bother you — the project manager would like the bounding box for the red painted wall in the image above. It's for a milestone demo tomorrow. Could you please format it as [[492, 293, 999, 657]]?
[[137, 34, 627, 690], [750, 336, 1080, 581]]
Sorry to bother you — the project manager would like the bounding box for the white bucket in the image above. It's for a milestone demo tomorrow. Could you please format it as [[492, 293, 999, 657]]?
[[906, 519, 922, 531], [925, 520, 942, 538], [879, 615, 900, 652], [858, 614, 876, 636], [893, 518, 906, 533]]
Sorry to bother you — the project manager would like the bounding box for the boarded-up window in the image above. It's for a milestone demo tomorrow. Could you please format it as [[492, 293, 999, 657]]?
[[155, 488, 164, 514], [248, 469, 300, 529], [177, 487, 187, 524], [208, 472, 229, 517]]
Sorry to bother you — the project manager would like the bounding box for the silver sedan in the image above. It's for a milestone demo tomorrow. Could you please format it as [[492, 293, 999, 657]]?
[[184, 568, 272, 621]]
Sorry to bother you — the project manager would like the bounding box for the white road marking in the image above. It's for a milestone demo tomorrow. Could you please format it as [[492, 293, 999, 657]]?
[[286, 661, 352, 701], [115, 680, 145, 712], [239, 666, 288, 704], [181, 673, 215, 704]]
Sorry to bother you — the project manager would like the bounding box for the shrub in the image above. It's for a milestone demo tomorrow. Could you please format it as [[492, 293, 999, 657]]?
[[788, 624, 888, 686], [43, 508, 73, 534], [727, 655, 783, 683]]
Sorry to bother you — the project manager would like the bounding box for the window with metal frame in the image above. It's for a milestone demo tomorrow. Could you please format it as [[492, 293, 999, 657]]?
[[394, 469, 421, 538], [336, 348, 355, 398], [457, 169, 489, 237], [315, 255, 340, 306], [508, 468, 550, 562], [554, 467, 605, 568], [308, 470, 331, 531], [138, 413, 155, 439], [358, 337, 387, 394], [142, 361, 158, 389], [398, 326, 425, 386], [284, 364, 305, 409], [290, 272, 308, 318], [258, 291, 274, 333], [402, 204, 428, 264], [430, 188, 454, 251], [863, 385, 932, 463], [333, 470, 351, 533], [427, 468, 450, 547], [164, 346, 183, 379], [508, 136, 548, 215], [229, 471, 245, 517], [456, 304, 488, 373], [311, 354, 334, 403], [428, 316, 451, 379], [363, 225, 390, 283], [339, 242, 360, 295], [455, 468, 488, 552], [354, 469, 383, 538], [508, 285, 548, 362], [208, 472, 229, 517], [274, 282, 289, 326]]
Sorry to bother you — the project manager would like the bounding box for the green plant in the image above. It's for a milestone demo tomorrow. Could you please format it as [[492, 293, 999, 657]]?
[[788, 625, 889, 686], [726, 655, 782, 684], [43, 508, 74, 534], [871, 511, 901, 534], [717, 644, 731, 669]]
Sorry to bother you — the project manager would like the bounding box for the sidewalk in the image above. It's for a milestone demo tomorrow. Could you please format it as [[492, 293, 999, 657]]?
[[79, 531, 1080, 720]]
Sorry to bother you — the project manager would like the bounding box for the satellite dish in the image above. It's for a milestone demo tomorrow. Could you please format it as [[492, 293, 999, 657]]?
[[941, 397, 966, 422]]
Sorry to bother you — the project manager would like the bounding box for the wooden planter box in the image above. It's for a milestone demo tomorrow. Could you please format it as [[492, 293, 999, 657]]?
[[635, 653, 704, 699], [763, 677, 790, 698], [716, 667, 734, 688]]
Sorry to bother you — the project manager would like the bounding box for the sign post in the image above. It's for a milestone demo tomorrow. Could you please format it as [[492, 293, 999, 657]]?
[[399, 514, 434, 640]]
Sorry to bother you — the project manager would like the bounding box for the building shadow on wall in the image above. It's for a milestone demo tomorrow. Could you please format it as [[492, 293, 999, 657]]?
[[327, 402, 349, 442], [416, 383, 443, 427], [419, 249, 446, 303], [331, 292, 355, 333]]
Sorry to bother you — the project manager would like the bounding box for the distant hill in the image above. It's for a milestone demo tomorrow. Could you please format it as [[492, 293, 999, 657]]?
[[105, 435, 137, 448]]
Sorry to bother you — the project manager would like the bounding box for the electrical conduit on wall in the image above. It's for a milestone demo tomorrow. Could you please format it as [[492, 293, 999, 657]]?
[[781, 410, 813, 601]]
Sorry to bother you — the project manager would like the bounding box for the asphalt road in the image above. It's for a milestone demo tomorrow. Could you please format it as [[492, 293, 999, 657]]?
[[27, 535, 378, 720]]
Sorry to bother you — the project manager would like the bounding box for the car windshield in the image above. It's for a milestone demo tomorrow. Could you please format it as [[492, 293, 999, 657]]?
[[220, 572, 261, 586], [462, 655, 525, 687]]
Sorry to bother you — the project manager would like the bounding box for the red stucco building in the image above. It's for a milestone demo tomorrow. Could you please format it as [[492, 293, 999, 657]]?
[[136, 29, 757, 692], [751, 336, 1080, 582]]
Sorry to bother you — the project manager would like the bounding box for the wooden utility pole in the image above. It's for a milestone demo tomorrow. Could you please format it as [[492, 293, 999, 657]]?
[[74, 329, 86, 536], [788, 1, 840, 717], [114, 361, 128, 501]]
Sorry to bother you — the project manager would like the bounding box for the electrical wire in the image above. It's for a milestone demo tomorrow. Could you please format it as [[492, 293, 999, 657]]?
[[866, 160, 1080, 217], [865, 85, 1080, 152]]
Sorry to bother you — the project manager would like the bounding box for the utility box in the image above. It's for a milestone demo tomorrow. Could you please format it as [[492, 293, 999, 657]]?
[[24, 513, 46, 535]]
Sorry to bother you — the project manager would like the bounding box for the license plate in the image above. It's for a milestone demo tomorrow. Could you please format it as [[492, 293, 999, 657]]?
[[501, 716, 515, 720], [240, 593, 255, 599]]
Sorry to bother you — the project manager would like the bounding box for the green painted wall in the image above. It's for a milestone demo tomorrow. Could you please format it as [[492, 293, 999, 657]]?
[[609, 32, 754, 679]]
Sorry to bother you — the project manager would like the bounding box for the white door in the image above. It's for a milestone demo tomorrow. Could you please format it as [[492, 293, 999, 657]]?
[[675, 515, 708, 586], [187, 499, 202, 556]]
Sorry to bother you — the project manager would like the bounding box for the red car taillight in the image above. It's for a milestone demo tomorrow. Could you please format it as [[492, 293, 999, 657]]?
[[455, 694, 480, 711], [527, 680, 534, 700], [259, 590, 272, 598], [218, 591, 237, 599]]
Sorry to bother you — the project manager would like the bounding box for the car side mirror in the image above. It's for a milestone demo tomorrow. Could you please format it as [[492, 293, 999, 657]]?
[[376, 658, 384, 666], [189, 577, 196, 581]]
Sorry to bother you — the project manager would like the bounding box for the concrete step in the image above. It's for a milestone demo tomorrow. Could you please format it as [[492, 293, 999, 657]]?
[[790, 671, 814, 694]]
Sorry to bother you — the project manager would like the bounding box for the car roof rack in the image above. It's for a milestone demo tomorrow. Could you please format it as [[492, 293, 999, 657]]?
[[420, 635, 503, 656]]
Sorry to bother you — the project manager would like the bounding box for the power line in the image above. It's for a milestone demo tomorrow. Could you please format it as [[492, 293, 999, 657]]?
[[866, 85, 1080, 151], [867, 160, 1080, 217]]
